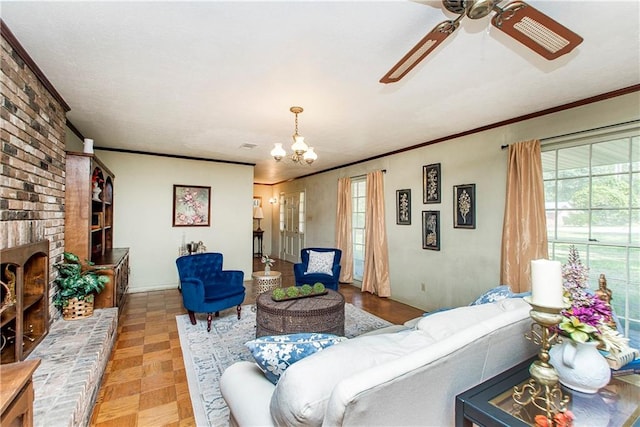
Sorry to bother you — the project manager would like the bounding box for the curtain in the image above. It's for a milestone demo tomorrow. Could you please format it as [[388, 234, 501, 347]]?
[[335, 177, 353, 283], [362, 170, 391, 297], [500, 139, 548, 293]]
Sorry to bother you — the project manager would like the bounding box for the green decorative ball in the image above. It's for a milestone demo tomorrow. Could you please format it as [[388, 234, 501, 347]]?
[[313, 282, 325, 293], [286, 286, 300, 297], [272, 288, 286, 300], [300, 284, 313, 295]]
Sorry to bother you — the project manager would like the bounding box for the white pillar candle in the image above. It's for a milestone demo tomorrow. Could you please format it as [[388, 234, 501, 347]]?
[[83, 138, 94, 154], [530, 259, 563, 308]]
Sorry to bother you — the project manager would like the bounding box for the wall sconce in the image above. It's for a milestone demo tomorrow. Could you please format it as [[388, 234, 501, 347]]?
[[269, 197, 278, 205]]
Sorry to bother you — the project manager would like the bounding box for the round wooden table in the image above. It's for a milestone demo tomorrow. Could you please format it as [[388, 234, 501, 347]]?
[[251, 270, 282, 298], [255, 289, 345, 338]]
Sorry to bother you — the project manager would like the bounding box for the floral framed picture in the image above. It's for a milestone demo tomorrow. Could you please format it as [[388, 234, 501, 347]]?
[[423, 163, 441, 204], [453, 183, 475, 229], [173, 185, 211, 227], [396, 189, 411, 225], [422, 210, 440, 250]]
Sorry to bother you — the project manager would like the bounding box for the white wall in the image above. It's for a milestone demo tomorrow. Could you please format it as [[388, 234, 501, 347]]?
[[271, 92, 640, 312], [83, 151, 254, 293]]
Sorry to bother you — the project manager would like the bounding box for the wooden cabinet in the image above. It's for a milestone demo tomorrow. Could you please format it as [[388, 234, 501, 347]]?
[[0, 241, 49, 364], [0, 359, 40, 427], [65, 152, 129, 312], [92, 249, 129, 310]]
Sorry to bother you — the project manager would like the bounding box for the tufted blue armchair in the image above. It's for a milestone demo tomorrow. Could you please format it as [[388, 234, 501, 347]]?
[[293, 248, 342, 291], [176, 252, 245, 332]]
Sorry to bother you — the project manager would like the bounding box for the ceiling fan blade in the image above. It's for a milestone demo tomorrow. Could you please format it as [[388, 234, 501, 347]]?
[[491, 1, 583, 60], [380, 20, 458, 84]]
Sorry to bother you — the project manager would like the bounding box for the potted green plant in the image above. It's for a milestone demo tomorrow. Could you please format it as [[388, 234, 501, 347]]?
[[53, 252, 109, 320]]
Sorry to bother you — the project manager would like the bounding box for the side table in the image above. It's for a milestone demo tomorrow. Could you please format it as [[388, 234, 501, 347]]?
[[252, 270, 282, 298], [455, 357, 640, 426]]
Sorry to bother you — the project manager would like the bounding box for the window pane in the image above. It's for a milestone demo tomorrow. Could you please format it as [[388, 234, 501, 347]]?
[[551, 243, 588, 264], [544, 181, 556, 205], [630, 247, 639, 284], [541, 151, 556, 180], [353, 229, 364, 245], [633, 172, 639, 208], [591, 210, 629, 244], [592, 175, 629, 208], [632, 209, 640, 246], [588, 246, 627, 283], [592, 139, 630, 175], [557, 210, 589, 242], [557, 145, 589, 179], [546, 210, 557, 240], [632, 135, 639, 172], [356, 197, 366, 212], [558, 177, 589, 209], [353, 212, 365, 228]]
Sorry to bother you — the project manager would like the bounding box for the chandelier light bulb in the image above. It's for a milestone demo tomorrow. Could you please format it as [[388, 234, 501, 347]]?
[[303, 147, 317, 164], [291, 135, 308, 155], [270, 143, 286, 161]]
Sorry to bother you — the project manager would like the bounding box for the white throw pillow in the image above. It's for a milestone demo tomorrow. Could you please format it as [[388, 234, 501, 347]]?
[[270, 330, 433, 427], [304, 250, 335, 275]]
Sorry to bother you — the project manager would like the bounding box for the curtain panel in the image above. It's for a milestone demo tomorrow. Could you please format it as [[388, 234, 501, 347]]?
[[362, 170, 391, 297], [335, 177, 353, 283], [500, 139, 548, 293]]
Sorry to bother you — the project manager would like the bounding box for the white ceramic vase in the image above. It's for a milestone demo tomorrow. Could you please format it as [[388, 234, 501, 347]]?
[[549, 339, 611, 394], [92, 181, 102, 201]]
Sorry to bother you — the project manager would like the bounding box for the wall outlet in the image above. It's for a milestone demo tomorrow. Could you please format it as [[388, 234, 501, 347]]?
[[420, 282, 426, 292]]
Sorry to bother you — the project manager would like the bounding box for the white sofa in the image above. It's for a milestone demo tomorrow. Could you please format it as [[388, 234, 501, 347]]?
[[220, 298, 537, 427]]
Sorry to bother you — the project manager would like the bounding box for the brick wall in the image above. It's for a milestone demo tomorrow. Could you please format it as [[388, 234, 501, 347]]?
[[1, 28, 69, 321]]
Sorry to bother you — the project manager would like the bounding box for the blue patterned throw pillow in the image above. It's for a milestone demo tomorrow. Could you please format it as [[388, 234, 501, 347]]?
[[246, 333, 346, 384], [304, 250, 335, 275], [470, 285, 514, 305]]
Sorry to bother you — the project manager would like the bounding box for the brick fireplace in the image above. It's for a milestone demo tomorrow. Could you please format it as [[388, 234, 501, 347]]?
[[1, 21, 118, 426]]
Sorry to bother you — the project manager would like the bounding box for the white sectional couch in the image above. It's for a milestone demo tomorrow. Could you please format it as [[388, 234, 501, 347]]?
[[220, 298, 537, 426]]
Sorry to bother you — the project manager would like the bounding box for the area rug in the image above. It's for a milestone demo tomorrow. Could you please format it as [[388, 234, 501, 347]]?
[[176, 303, 393, 427]]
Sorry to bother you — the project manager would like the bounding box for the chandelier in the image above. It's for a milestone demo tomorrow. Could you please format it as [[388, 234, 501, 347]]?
[[270, 106, 318, 165]]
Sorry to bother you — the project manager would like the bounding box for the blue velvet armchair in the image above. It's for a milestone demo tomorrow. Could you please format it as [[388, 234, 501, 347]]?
[[176, 252, 245, 332], [293, 248, 342, 291]]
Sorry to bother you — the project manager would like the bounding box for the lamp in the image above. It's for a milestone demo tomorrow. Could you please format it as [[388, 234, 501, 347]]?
[[271, 106, 318, 165], [253, 206, 264, 231]]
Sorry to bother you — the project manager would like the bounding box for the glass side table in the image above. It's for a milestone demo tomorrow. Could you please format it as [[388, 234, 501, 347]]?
[[251, 270, 282, 298], [456, 357, 640, 427]]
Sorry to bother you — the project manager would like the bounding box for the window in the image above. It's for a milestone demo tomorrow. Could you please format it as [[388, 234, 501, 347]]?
[[352, 178, 366, 281], [542, 122, 639, 348]]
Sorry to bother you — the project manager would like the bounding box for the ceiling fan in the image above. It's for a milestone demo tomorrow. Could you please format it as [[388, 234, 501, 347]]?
[[380, 0, 583, 84]]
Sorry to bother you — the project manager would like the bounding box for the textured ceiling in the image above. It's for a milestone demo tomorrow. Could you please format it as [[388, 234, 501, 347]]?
[[2, 1, 639, 184]]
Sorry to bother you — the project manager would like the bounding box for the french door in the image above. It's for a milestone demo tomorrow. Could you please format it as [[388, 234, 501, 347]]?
[[280, 191, 305, 263]]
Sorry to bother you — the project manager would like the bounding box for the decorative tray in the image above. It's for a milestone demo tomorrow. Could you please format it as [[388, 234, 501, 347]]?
[[271, 290, 328, 302]]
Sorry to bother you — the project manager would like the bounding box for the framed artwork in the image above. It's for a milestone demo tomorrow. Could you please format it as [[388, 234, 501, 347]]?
[[172, 185, 211, 227], [453, 183, 476, 229], [396, 189, 411, 225], [253, 196, 262, 208], [422, 210, 440, 251], [423, 163, 441, 204]]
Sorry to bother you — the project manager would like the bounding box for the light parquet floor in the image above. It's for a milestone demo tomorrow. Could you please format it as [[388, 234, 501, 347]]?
[[90, 257, 423, 426]]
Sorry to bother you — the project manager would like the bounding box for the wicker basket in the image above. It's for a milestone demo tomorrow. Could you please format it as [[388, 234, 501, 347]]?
[[62, 296, 94, 320]]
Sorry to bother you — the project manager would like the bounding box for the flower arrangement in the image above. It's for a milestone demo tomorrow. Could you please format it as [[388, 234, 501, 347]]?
[[558, 246, 628, 355], [261, 254, 275, 268]]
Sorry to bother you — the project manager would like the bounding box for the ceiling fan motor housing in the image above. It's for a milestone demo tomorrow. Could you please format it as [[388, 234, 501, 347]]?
[[443, 0, 501, 19]]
